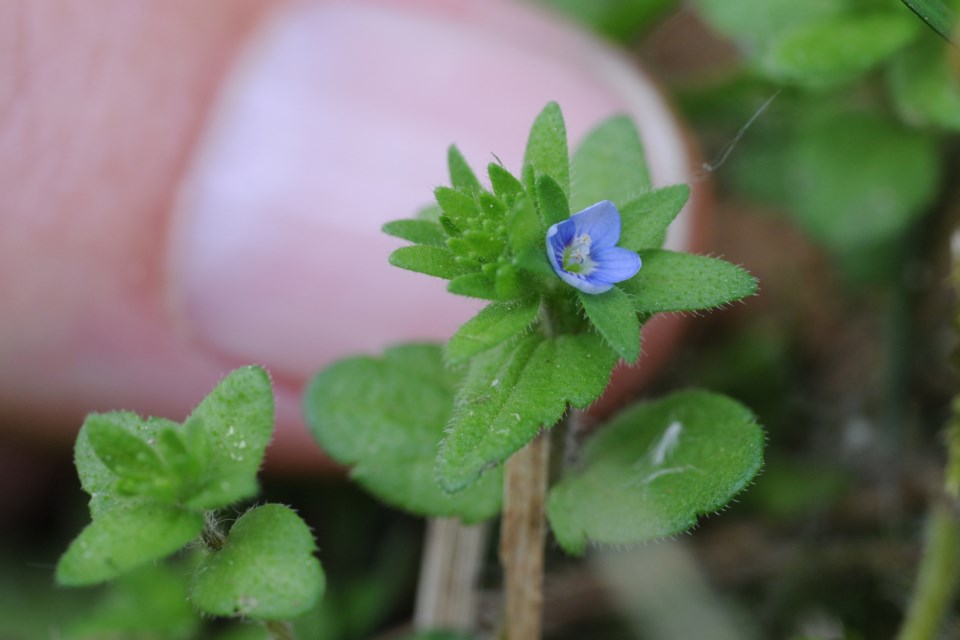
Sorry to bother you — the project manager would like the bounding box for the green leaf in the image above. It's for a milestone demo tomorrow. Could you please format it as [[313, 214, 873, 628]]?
[[390, 245, 471, 280], [57, 503, 203, 586], [462, 230, 504, 261], [620, 250, 757, 313], [901, 0, 958, 43], [185, 366, 273, 491], [66, 562, 199, 640], [578, 287, 641, 363], [523, 102, 570, 197], [435, 187, 479, 231], [447, 145, 481, 192], [536, 174, 570, 227], [619, 184, 690, 251], [542, 0, 675, 42], [570, 115, 651, 212], [75, 413, 180, 517], [889, 37, 960, 130], [382, 219, 448, 247], [506, 195, 543, 258], [488, 163, 524, 205], [190, 504, 324, 620], [761, 13, 919, 88], [85, 415, 166, 481], [304, 345, 503, 522], [437, 333, 618, 492], [691, 0, 849, 50], [446, 299, 540, 364], [447, 272, 501, 300], [547, 390, 764, 554], [784, 111, 940, 249]]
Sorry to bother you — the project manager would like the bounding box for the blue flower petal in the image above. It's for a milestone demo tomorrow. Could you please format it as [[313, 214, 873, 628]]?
[[554, 270, 614, 295], [569, 200, 621, 249], [590, 246, 642, 284]]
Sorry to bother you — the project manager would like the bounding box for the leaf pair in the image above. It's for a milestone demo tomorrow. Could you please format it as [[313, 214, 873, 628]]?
[[58, 368, 324, 622], [304, 347, 765, 553]]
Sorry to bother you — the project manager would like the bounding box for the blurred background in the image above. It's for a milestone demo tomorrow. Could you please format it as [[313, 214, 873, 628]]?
[[1, 0, 958, 638]]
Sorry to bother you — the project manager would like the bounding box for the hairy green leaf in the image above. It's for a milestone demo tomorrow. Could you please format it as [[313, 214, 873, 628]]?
[[434, 187, 480, 232], [621, 250, 757, 313], [85, 416, 165, 481], [523, 103, 569, 197], [190, 505, 324, 620], [536, 174, 570, 228], [619, 184, 691, 251], [447, 145, 481, 193], [446, 299, 540, 364], [578, 287, 641, 363], [304, 345, 503, 522], [570, 115, 651, 212], [488, 163, 524, 205], [506, 195, 543, 259], [448, 272, 503, 300], [57, 503, 203, 586], [75, 413, 180, 517], [437, 333, 618, 492], [547, 390, 764, 554], [390, 246, 472, 280], [382, 219, 448, 247], [183, 366, 273, 503]]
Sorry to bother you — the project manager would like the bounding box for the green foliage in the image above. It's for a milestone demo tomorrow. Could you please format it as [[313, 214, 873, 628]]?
[[578, 287, 641, 362], [618, 185, 690, 251], [761, 13, 918, 88], [313, 103, 762, 557], [447, 144, 481, 192], [781, 111, 939, 250], [547, 390, 764, 554], [60, 368, 324, 624], [436, 333, 619, 492], [540, 0, 676, 42], [190, 505, 325, 620], [570, 115, 652, 211], [304, 344, 503, 522], [901, 0, 958, 42], [620, 250, 758, 313], [382, 219, 448, 247], [523, 102, 570, 197], [57, 503, 203, 586], [889, 36, 960, 130], [446, 298, 540, 364], [66, 562, 199, 639], [692, 0, 846, 50]]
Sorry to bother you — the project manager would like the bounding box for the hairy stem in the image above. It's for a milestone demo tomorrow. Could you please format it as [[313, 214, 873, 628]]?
[[896, 502, 960, 640], [264, 620, 297, 640], [201, 511, 226, 551], [500, 431, 551, 639], [414, 517, 490, 630]]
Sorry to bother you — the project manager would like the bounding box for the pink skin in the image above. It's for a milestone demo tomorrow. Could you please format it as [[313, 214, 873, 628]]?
[[0, 0, 702, 473]]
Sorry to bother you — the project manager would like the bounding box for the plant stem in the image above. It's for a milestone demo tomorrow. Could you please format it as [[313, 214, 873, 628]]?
[[499, 431, 551, 639], [264, 620, 297, 640], [896, 502, 960, 640], [414, 517, 490, 630]]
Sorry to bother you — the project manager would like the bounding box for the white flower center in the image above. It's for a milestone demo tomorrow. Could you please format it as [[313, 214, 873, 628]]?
[[562, 234, 595, 274]]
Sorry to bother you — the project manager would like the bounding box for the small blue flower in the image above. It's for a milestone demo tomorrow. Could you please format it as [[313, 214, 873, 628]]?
[[546, 200, 641, 294]]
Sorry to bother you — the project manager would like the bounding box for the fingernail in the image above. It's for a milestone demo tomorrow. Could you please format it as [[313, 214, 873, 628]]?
[[167, 1, 693, 379], [168, 3, 488, 378]]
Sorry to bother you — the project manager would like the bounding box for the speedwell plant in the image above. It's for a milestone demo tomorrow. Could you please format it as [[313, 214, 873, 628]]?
[[304, 103, 766, 635]]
